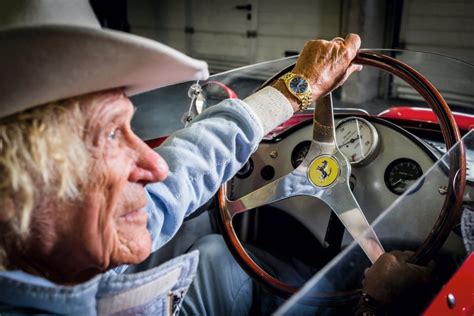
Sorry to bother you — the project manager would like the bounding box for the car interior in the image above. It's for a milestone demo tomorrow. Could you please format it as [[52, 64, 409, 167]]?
[[131, 49, 474, 313]]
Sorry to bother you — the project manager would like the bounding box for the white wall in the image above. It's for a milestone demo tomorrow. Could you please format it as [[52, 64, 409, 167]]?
[[127, 0, 341, 71], [128, 0, 187, 52], [128, 0, 474, 108], [396, 0, 474, 106], [400, 0, 474, 64], [255, 0, 340, 62]]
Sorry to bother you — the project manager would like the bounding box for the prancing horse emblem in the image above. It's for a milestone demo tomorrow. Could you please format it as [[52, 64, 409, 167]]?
[[316, 160, 331, 179], [308, 155, 340, 187]]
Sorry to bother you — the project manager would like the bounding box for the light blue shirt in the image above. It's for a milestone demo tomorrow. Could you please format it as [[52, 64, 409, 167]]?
[[146, 99, 263, 251], [0, 99, 265, 314]]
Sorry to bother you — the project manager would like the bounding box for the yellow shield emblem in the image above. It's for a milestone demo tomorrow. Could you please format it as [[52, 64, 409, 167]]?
[[308, 155, 340, 187]]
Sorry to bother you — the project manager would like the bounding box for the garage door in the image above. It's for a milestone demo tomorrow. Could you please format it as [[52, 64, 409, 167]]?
[[129, 0, 340, 74], [395, 0, 474, 108], [187, 0, 259, 73], [189, 0, 341, 73]]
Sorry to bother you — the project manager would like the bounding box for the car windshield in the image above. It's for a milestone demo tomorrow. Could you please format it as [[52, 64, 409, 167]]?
[[130, 49, 474, 313], [132, 49, 474, 140], [275, 128, 474, 314]]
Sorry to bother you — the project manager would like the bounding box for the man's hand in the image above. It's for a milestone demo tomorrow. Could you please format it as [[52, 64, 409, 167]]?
[[362, 250, 435, 305], [273, 33, 362, 112]]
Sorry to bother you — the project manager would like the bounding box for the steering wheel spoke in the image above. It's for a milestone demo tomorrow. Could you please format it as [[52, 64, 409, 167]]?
[[321, 183, 385, 263], [225, 167, 317, 217], [312, 93, 337, 154]]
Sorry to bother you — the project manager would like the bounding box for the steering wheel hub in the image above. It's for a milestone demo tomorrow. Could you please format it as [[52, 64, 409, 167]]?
[[308, 155, 341, 187]]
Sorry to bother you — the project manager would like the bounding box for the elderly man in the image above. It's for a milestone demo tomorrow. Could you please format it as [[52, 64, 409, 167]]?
[[0, 0, 364, 314]]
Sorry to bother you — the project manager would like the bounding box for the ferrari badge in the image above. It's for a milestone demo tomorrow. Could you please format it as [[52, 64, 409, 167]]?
[[308, 155, 340, 187]]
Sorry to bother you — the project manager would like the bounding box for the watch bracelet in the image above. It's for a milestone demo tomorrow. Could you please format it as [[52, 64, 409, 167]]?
[[279, 72, 312, 112]]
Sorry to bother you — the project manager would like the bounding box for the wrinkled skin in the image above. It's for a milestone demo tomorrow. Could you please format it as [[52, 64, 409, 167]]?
[[362, 251, 435, 305], [273, 33, 362, 111], [16, 91, 169, 284]]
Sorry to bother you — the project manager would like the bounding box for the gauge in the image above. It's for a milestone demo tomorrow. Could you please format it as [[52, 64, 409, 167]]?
[[384, 158, 423, 195], [335, 117, 380, 166], [236, 158, 254, 179], [291, 141, 311, 168]]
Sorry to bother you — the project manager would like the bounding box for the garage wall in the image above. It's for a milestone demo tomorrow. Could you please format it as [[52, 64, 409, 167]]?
[[185, 0, 258, 72], [127, 0, 474, 66], [128, 0, 187, 52], [396, 0, 474, 107], [127, 0, 341, 72], [255, 0, 340, 62], [127, 0, 474, 108], [400, 0, 474, 63]]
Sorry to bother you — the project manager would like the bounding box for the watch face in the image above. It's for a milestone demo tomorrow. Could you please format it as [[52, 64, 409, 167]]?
[[289, 76, 309, 94]]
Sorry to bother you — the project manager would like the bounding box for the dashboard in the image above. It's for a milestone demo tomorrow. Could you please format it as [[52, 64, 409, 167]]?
[[227, 115, 464, 250]]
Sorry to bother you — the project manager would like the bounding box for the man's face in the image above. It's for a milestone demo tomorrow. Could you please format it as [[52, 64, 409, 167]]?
[[28, 91, 169, 283]]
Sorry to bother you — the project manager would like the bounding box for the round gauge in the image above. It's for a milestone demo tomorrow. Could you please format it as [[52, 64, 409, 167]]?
[[335, 117, 380, 166], [291, 141, 311, 169], [236, 158, 254, 179], [384, 158, 424, 195]]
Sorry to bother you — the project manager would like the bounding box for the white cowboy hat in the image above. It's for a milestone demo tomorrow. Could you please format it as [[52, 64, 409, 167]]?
[[0, 0, 209, 118]]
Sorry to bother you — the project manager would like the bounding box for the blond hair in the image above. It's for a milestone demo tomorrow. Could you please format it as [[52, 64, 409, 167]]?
[[0, 98, 89, 240]]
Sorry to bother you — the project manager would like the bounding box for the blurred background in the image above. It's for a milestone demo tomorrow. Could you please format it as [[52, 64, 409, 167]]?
[[92, 0, 474, 71], [88, 0, 474, 138]]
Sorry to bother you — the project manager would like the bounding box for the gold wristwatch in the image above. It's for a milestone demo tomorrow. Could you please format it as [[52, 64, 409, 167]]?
[[279, 72, 313, 111]]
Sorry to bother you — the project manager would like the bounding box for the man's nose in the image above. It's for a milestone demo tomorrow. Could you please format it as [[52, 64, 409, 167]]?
[[129, 138, 169, 184]]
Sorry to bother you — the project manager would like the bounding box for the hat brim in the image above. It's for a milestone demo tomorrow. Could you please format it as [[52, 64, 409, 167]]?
[[0, 25, 209, 118]]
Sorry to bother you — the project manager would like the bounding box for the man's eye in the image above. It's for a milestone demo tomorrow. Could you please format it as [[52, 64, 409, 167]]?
[[108, 128, 119, 140]]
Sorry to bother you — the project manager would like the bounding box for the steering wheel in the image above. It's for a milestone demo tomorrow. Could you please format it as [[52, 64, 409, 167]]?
[[216, 52, 467, 306]]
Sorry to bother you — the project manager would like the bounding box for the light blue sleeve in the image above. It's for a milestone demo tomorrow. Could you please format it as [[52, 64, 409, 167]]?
[[144, 99, 264, 251]]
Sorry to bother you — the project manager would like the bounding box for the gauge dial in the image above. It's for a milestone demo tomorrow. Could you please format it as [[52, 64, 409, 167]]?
[[384, 158, 423, 195], [236, 158, 254, 179], [291, 141, 311, 169], [335, 117, 380, 165]]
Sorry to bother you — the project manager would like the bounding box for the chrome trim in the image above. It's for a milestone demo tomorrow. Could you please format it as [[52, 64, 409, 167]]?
[[225, 93, 385, 263], [336, 116, 380, 166]]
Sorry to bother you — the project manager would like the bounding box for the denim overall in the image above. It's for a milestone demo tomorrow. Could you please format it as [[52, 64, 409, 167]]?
[[0, 251, 198, 315]]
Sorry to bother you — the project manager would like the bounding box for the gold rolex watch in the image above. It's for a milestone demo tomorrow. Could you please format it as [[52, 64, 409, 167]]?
[[279, 72, 313, 111]]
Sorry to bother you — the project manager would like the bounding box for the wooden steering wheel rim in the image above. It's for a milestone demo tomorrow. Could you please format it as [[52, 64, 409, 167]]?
[[216, 52, 467, 306]]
